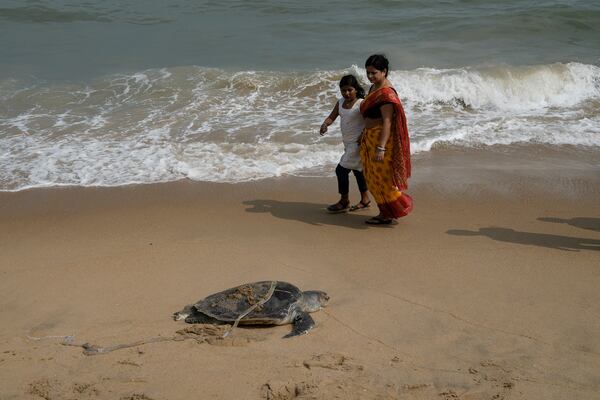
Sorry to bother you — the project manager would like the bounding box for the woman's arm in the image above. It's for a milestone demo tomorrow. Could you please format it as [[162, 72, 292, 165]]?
[[320, 102, 340, 135], [374, 103, 394, 161]]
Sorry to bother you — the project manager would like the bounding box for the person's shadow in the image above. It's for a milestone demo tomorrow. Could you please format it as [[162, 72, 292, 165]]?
[[537, 217, 600, 232], [447, 227, 600, 252], [243, 199, 378, 230]]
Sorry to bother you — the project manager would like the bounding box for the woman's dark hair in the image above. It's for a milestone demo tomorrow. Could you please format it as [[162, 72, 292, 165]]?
[[365, 54, 389, 77], [339, 74, 365, 99]]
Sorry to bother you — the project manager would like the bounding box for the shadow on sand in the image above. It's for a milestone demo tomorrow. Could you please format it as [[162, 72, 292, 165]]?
[[243, 199, 385, 230], [447, 227, 600, 252], [537, 217, 600, 232]]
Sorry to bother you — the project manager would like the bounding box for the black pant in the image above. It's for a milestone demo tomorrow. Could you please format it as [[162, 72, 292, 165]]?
[[336, 164, 368, 195]]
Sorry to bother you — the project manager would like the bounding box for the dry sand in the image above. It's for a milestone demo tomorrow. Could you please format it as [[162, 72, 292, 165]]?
[[1, 145, 599, 399]]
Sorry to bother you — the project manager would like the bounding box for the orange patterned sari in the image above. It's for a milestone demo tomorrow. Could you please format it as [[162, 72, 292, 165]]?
[[359, 87, 413, 219]]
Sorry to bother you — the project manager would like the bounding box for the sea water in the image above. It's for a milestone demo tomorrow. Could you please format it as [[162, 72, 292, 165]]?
[[1, 0, 599, 191]]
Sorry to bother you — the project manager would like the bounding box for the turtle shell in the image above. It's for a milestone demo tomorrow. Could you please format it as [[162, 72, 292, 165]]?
[[193, 281, 302, 324]]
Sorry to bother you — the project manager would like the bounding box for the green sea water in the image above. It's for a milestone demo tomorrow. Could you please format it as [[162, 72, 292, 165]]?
[[1, 0, 598, 80]]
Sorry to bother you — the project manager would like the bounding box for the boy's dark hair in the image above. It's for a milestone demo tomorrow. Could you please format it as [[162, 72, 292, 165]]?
[[365, 54, 389, 77], [339, 74, 365, 99]]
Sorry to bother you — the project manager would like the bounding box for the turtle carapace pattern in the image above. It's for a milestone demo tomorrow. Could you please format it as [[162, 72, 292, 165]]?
[[173, 281, 329, 338]]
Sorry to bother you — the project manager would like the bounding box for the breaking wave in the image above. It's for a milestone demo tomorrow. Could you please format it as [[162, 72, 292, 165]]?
[[1, 62, 599, 191]]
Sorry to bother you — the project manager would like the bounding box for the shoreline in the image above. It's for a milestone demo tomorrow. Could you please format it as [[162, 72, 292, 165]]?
[[1, 146, 599, 399], [2, 143, 599, 196]]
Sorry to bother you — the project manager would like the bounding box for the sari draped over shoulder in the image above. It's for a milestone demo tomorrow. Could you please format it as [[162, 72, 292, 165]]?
[[359, 87, 411, 190], [359, 86, 413, 219]]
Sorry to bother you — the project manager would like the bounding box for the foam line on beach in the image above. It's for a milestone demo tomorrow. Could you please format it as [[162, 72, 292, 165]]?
[[1, 63, 599, 191]]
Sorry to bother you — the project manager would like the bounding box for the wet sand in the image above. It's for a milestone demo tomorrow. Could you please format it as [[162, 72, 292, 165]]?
[[1, 145, 599, 399]]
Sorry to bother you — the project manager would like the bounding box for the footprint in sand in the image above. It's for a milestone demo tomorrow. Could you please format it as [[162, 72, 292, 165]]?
[[73, 383, 100, 396], [263, 353, 409, 399], [261, 381, 319, 400], [261, 353, 363, 399], [28, 378, 164, 400], [29, 379, 100, 399], [263, 378, 409, 400], [439, 389, 460, 399], [29, 379, 56, 399], [117, 359, 142, 367], [302, 352, 363, 372], [120, 394, 156, 400], [458, 360, 515, 399]]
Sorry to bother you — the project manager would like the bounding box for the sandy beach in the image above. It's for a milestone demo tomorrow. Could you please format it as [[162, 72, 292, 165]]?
[[1, 145, 599, 400]]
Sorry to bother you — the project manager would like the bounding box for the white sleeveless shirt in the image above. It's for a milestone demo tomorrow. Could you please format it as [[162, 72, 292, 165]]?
[[337, 98, 365, 170], [338, 98, 365, 144]]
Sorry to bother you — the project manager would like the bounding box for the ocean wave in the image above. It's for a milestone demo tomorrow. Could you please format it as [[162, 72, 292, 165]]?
[[1, 63, 599, 191], [393, 63, 600, 111]]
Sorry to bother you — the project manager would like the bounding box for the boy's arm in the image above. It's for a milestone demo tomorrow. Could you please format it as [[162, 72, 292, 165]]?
[[320, 102, 340, 135]]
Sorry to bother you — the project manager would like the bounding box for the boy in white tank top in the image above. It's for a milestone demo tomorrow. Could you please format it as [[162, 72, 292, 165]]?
[[320, 75, 371, 213]]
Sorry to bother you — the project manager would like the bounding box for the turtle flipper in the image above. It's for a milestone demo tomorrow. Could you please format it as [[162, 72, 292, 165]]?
[[284, 312, 315, 338]]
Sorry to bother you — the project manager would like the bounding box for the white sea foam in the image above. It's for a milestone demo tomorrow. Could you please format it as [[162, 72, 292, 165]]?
[[391, 62, 600, 111], [1, 63, 599, 191]]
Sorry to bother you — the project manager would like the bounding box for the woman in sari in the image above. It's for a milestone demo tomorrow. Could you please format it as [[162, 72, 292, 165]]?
[[360, 54, 413, 224]]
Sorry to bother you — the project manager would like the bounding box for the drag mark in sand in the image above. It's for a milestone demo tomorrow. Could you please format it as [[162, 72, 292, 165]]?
[[281, 259, 599, 375], [281, 259, 558, 353], [27, 325, 258, 356], [321, 309, 463, 376], [377, 288, 547, 344], [327, 261, 600, 362], [374, 285, 600, 359], [63, 336, 181, 356], [321, 297, 598, 394]]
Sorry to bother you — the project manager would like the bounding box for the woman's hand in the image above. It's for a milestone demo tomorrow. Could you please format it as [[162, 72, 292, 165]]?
[[373, 103, 393, 161], [373, 148, 385, 162]]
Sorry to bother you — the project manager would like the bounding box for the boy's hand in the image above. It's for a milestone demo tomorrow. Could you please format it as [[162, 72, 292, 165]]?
[[319, 123, 328, 135]]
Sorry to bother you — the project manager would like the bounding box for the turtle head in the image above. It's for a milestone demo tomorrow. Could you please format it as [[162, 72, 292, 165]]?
[[301, 290, 330, 312]]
